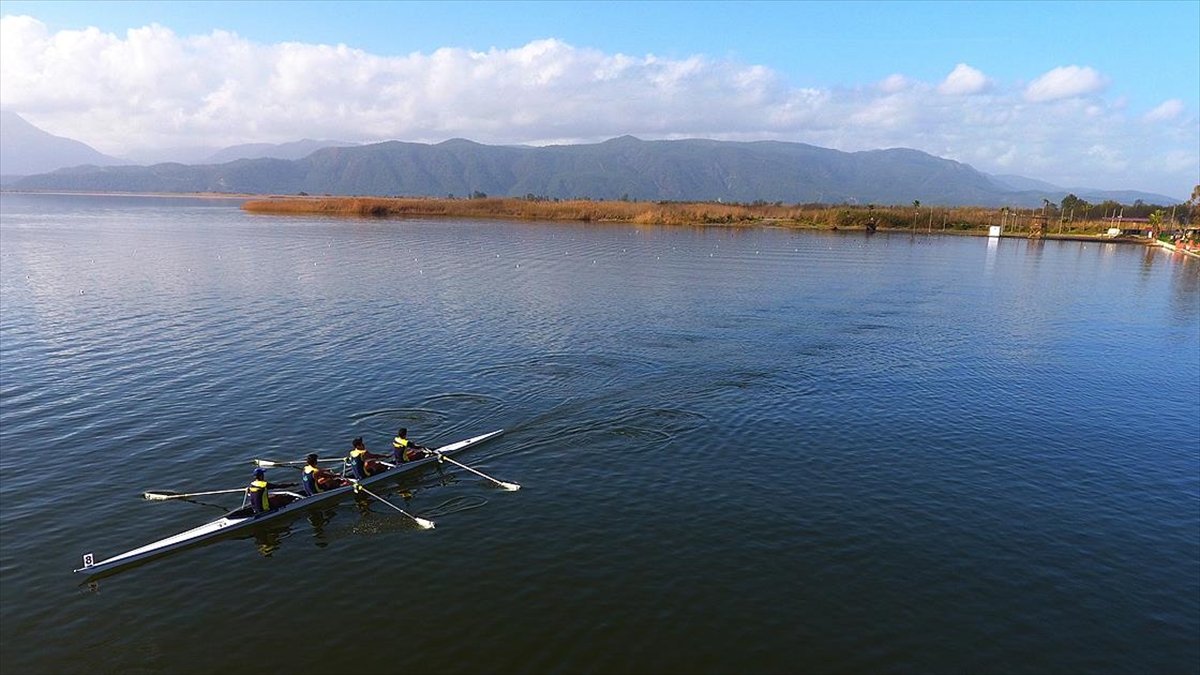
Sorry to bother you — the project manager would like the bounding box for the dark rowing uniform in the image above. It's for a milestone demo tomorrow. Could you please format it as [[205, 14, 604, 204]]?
[[302, 465, 324, 496], [392, 436, 410, 463], [349, 447, 381, 480], [394, 436, 429, 463], [247, 479, 275, 515]]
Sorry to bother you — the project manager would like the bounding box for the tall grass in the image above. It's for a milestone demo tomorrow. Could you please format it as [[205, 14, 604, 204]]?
[[241, 196, 1125, 235]]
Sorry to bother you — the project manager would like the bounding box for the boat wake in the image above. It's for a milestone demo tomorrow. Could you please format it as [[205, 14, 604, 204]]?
[[422, 495, 489, 517]]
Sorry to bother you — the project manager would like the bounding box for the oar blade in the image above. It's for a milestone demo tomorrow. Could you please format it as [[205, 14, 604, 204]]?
[[256, 457, 343, 468], [142, 491, 179, 501], [353, 482, 436, 530], [437, 453, 520, 491]]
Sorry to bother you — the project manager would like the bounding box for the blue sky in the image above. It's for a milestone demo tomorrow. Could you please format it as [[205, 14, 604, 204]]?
[[1, 0, 1197, 198]]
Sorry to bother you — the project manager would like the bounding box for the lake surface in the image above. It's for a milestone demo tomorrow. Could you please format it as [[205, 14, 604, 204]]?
[[1, 193, 1197, 675]]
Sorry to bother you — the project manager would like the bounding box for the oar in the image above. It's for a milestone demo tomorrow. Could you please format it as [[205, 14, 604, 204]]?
[[143, 488, 247, 501], [432, 452, 520, 491], [254, 457, 345, 468], [352, 483, 435, 529]]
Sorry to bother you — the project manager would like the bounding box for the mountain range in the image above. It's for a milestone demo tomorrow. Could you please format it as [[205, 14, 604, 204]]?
[[201, 138, 360, 164], [0, 110, 128, 175], [0, 111, 1181, 208]]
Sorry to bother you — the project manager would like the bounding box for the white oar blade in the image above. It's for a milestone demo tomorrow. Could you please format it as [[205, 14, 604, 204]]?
[[437, 454, 520, 491], [354, 482, 436, 530], [143, 492, 176, 501], [257, 458, 342, 467]]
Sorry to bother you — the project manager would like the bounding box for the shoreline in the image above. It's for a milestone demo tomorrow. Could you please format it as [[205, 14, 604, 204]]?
[[0, 190, 1175, 247], [239, 194, 1163, 245], [0, 189, 259, 200]]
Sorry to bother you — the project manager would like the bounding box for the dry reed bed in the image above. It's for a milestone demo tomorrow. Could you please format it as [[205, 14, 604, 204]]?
[[241, 197, 1119, 234]]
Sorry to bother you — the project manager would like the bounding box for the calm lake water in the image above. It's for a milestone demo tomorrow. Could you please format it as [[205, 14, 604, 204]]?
[[1, 193, 1197, 675]]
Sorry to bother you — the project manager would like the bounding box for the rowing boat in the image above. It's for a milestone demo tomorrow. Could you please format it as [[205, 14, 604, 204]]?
[[75, 429, 504, 576], [74, 429, 504, 577]]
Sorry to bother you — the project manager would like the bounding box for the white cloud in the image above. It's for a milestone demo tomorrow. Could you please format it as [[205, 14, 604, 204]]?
[[878, 74, 911, 94], [1160, 148, 1195, 173], [1086, 144, 1129, 172], [1024, 65, 1109, 102], [938, 64, 991, 95], [1143, 99, 1184, 122], [1, 15, 1194, 198]]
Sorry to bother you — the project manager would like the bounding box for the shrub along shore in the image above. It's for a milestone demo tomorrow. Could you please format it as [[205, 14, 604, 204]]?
[[240, 196, 1147, 239]]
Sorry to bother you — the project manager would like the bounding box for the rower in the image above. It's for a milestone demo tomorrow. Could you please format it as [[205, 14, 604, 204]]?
[[347, 437, 388, 479], [301, 453, 349, 496], [247, 468, 294, 516], [393, 427, 431, 463]]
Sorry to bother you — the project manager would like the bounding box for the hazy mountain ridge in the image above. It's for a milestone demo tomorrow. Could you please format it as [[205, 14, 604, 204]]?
[[0, 111, 129, 175], [202, 139, 360, 164], [2, 114, 1182, 207]]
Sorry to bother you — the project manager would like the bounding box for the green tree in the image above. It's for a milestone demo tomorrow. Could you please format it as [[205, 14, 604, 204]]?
[[1098, 200, 1123, 218], [1149, 209, 1165, 234], [1060, 193, 1091, 214]]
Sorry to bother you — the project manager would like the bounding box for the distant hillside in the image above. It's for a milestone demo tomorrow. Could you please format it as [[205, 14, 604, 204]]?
[[7, 134, 1182, 208], [988, 173, 1063, 192], [0, 110, 129, 175], [987, 172, 1178, 206], [203, 139, 359, 164]]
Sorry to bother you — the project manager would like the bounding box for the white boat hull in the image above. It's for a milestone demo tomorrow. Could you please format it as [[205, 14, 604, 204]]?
[[75, 429, 504, 577]]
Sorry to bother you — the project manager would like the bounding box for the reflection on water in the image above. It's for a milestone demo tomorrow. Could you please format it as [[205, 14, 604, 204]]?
[[305, 509, 337, 548], [252, 528, 286, 557], [0, 194, 1196, 675], [984, 235, 999, 275]]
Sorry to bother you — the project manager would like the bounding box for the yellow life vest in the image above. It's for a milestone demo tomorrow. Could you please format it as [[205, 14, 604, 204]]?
[[247, 479, 270, 511], [303, 464, 323, 492]]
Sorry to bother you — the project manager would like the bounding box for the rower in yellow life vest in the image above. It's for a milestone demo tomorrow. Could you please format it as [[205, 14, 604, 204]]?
[[348, 437, 388, 480], [301, 453, 349, 496], [392, 427, 431, 463], [246, 468, 294, 516]]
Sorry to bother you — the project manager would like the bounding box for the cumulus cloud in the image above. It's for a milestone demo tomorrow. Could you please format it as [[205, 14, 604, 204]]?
[[0, 16, 809, 149], [1024, 65, 1109, 102], [1, 15, 1194, 198], [877, 74, 912, 94], [1143, 99, 1184, 122], [937, 64, 991, 95]]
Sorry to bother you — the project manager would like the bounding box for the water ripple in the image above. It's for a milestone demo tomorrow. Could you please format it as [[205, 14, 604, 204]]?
[[1, 197, 1196, 675]]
